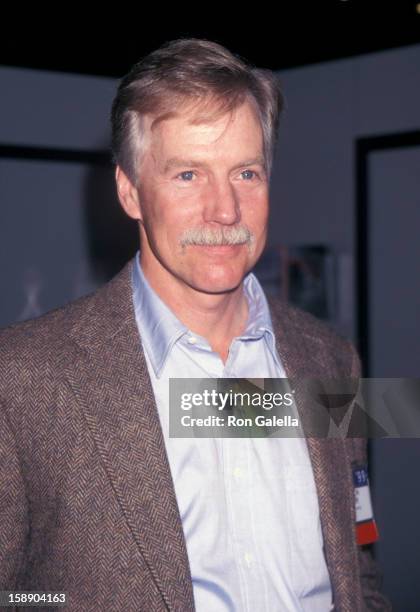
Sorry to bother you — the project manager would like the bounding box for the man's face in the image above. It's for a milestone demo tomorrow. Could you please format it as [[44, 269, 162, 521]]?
[[128, 99, 269, 296]]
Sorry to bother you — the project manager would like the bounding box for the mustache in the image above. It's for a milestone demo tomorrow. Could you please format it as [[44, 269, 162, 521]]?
[[179, 225, 254, 247]]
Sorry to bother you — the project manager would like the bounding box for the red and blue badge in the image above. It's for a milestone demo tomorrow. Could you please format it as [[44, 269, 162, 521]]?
[[353, 465, 379, 545]]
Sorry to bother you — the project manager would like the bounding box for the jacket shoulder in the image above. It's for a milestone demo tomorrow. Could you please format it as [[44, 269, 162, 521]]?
[[0, 289, 97, 359], [0, 290, 96, 406], [0, 260, 133, 395]]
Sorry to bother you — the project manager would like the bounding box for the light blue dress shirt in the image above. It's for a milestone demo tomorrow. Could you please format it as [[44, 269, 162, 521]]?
[[131, 250, 333, 612]]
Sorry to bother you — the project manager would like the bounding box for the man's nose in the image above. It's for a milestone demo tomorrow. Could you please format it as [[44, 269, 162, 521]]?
[[203, 178, 241, 225]]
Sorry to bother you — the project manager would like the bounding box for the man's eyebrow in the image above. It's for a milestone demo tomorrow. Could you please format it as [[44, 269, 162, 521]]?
[[162, 156, 266, 173]]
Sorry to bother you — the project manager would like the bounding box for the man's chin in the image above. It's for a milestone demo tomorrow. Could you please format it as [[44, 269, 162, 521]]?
[[188, 275, 246, 296]]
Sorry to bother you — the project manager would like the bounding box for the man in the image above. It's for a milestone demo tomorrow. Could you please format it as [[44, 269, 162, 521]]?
[[0, 38, 390, 611]]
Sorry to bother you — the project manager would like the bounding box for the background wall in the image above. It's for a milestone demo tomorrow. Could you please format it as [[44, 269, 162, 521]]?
[[0, 69, 137, 324], [1, 43, 419, 610], [269, 43, 420, 339]]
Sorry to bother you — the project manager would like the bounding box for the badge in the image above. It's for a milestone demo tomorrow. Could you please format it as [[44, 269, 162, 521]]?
[[353, 464, 379, 545]]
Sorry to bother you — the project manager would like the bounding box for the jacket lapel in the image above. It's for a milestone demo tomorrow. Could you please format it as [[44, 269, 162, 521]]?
[[268, 297, 363, 611], [64, 260, 194, 611]]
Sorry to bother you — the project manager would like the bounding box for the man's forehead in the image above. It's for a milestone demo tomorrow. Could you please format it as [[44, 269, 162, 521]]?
[[147, 97, 261, 135], [140, 99, 264, 175]]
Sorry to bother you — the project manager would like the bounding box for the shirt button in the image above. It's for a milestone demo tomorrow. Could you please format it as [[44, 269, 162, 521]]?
[[188, 336, 197, 345], [233, 467, 243, 478], [244, 552, 253, 568]]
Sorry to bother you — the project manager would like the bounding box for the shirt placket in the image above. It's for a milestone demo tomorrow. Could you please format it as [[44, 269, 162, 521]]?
[[223, 436, 270, 612]]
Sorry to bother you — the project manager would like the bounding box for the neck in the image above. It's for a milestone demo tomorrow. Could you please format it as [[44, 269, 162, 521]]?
[[140, 259, 249, 364]]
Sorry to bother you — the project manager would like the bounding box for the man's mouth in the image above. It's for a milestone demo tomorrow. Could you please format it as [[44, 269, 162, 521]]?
[[194, 243, 247, 255]]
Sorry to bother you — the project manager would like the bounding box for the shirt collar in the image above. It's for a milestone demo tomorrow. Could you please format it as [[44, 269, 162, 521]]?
[[131, 250, 188, 377], [131, 250, 277, 377]]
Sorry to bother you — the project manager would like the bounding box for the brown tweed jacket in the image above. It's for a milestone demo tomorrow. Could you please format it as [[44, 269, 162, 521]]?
[[0, 259, 391, 611]]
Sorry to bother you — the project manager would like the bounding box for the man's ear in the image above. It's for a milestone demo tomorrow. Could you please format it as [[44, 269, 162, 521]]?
[[115, 165, 142, 221]]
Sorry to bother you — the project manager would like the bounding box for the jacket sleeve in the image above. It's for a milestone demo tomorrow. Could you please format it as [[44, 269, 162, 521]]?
[[0, 400, 29, 588], [347, 342, 393, 611]]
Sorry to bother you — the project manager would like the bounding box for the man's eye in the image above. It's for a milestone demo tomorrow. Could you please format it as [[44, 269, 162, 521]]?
[[241, 170, 256, 180], [177, 171, 195, 181]]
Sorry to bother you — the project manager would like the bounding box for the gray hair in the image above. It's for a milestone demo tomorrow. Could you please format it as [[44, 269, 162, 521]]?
[[110, 38, 285, 187]]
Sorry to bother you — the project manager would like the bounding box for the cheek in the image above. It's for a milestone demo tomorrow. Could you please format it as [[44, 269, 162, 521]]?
[[152, 188, 201, 224], [142, 207, 190, 253], [244, 198, 269, 233]]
